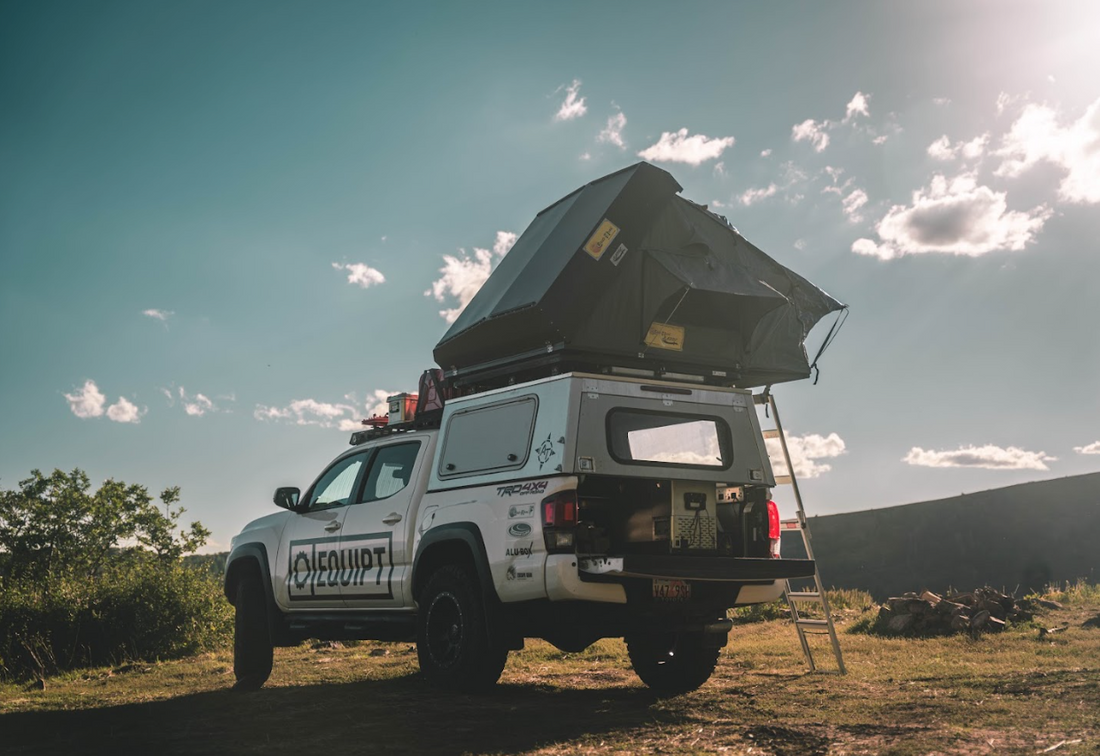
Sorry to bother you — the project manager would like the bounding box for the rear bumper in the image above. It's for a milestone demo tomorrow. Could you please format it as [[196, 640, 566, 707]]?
[[579, 555, 815, 582]]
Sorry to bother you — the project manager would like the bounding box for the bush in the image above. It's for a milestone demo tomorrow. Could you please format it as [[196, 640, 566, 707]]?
[[0, 562, 231, 680], [0, 467, 230, 681], [730, 588, 875, 624], [1034, 578, 1100, 606]]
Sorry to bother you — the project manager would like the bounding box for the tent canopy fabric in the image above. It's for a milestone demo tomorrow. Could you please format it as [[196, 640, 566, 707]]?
[[434, 162, 845, 388]]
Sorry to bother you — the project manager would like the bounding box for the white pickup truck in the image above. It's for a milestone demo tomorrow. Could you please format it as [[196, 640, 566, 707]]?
[[225, 372, 815, 693]]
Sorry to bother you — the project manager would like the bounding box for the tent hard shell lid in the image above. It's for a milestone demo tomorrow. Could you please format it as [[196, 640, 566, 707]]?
[[434, 162, 846, 389]]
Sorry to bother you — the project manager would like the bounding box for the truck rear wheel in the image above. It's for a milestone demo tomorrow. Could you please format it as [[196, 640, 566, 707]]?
[[416, 564, 507, 691], [626, 632, 720, 695], [233, 573, 273, 691]]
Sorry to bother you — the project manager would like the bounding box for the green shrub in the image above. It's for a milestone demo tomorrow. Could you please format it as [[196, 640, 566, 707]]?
[[0, 468, 229, 681], [0, 562, 231, 680], [731, 587, 876, 624], [1035, 578, 1100, 606]]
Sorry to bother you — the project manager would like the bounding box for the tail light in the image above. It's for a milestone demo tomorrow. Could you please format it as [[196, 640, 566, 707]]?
[[767, 499, 781, 558], [541, 490, 578, 553]]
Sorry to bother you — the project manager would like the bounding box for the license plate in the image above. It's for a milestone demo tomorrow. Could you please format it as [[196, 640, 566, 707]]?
[[653, 579, 691, 602]]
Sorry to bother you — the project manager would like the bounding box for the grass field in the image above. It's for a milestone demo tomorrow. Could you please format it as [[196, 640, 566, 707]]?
[[1, 599, 1097, 755]]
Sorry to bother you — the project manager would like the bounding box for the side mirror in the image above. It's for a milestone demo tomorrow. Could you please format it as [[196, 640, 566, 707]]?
[[273, 487, 301, 511]]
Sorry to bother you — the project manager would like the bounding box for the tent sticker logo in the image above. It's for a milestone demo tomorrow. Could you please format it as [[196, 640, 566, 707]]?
[[583, 218, 620, 260], [644, 322, 685, 351]]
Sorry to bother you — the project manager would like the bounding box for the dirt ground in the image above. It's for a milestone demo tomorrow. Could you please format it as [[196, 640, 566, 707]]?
[[1, 603, 1098, 755]]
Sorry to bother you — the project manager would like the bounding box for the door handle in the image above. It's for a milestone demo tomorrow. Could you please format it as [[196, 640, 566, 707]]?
[[382, 512, 402, 525], [324, 521, 341, 532]]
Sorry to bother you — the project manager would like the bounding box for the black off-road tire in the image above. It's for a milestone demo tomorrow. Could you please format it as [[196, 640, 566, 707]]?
[[416, 564, 507, 691], [233, 573, 273, 691], [625, 632, 720, 695]]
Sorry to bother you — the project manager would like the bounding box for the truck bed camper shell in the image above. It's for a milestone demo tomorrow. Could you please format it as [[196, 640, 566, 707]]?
[[434, 162, 846, 390]]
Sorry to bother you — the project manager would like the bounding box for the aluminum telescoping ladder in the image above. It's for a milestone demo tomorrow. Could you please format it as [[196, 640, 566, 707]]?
[[755, 391, 847, 675]]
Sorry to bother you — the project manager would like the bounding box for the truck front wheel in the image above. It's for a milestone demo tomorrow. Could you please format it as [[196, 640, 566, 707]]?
[[232, 572, 273, 691], [625, 632, 720, 695], [416, 564, 507, 691]]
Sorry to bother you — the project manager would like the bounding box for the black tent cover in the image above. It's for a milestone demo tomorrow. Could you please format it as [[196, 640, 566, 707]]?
[[434, 162, 846, 388]]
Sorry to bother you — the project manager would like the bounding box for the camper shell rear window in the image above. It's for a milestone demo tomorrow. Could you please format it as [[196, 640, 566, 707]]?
[[606, 409, 732, 470], [438, 396, 539, 479]]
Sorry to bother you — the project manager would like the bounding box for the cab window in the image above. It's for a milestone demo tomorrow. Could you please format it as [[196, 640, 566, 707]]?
[[307, 452, 369, 509], [358, 442, 421, 503]]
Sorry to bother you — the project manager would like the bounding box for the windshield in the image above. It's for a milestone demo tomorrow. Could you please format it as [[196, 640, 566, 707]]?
[[607, 410, 731, 469]]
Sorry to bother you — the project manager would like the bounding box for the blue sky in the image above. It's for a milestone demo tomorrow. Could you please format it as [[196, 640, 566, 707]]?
[[2, 0, 1099, 550]]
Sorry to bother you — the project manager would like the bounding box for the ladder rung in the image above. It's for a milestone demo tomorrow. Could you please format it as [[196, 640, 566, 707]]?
[[774, 475, 793, 485], [762, 428, 781, 439], [787, 592, 822, 600], [795, 619, 831, 628], [780, 519, 801, 529]]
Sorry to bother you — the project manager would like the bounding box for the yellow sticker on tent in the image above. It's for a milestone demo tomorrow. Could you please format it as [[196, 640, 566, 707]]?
[[583, 219, 620, 260], [644, 322, 685, 351]]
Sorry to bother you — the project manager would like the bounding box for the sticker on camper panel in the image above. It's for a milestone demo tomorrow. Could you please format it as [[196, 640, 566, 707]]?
[[609, 243, 628, 266], [506, 564, 533, 581], [508, 503, 535, 519], [644, 322, 685, 351], [583, 219, 620, 260]]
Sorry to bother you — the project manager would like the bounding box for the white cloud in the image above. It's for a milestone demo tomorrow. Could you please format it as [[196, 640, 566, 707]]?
[[872, 135, 888, 145], [637, 128, 735, 166], [332, 262, 385, 289], [65, 380, 106, 419], [995, 98, 1100, 204], [739, 184, 778, 206], [598, 111, 627, 148], [181, 388, 214, 417], [579, 151, 592, 161], [554, 79, 587, 121], [142, 309, 173, 322], [903, 444, 1056, 471], [256, 389, 397, 431], [160, 385, 230, 416], [933, 97, 952, 107], [851, 173, 1051, 260], [791, 119, 830, 152], [995, 91, 1019, 116], [793, 238, 806, 250], [255, 398, 356, 429], [841, 188, 868, 223], [1074, 441, 1100, 455], [927, 135, 954, 161], [106, 397, 144, 424], [364, 389, 392, 419], [426, 231, 517, 323], [713, 161, 726, 177], [820, 168, 868, 222], [760, 148, 772, 158], [766, 432, 846, 479], [927, 133, 989, 161], [845, 91, 870, 121]]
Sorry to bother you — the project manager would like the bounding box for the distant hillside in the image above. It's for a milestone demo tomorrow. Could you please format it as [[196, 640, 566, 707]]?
[[793, 472, 1100, 599]]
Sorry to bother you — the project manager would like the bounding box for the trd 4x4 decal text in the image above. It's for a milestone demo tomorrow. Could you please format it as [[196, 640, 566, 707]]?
[[496, 481, 548, 497]]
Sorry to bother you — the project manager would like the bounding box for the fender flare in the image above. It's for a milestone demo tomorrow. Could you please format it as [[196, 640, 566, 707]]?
[[412, 522, 496, 604], [225, 542, 288, 643]]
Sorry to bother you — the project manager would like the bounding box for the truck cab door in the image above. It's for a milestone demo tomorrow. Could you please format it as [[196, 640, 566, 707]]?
[[339, 439, 425, 609], [274, 449, 371, 611]]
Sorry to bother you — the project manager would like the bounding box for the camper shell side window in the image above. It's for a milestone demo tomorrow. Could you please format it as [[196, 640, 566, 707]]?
[[606, 408, 733, 471], [437, 396, 539, 479]]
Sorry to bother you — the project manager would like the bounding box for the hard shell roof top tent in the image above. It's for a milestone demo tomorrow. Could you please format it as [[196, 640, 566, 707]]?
[[433, 162, 846, 390]]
